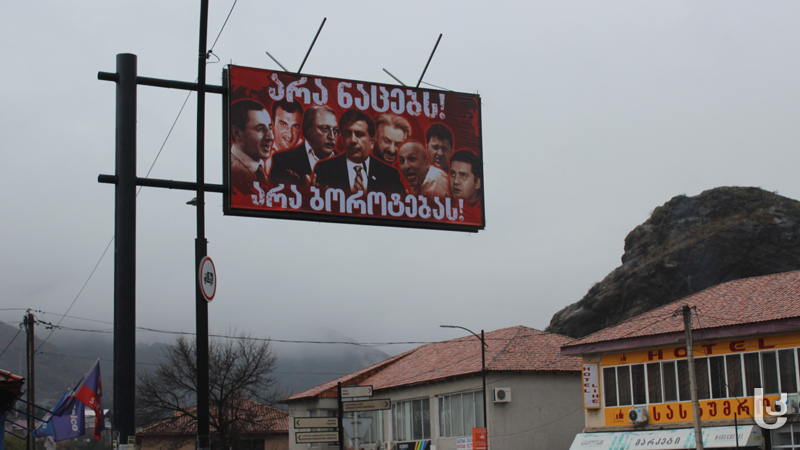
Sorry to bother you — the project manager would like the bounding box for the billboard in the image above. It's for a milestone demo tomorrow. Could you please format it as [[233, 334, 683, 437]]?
[[223, 65, 484, 232]]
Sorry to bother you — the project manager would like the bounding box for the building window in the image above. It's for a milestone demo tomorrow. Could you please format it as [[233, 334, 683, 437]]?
[[762, 351, 781, 395], [604, 367, 618, 407], [695, 357, 710, 400], [677, 360, 691, 401], [709, 356, 726, 399], [618, 366, 633, 406], [744, 352, 762, 397], [772, 423, 800, 450], [662, 361, 678, 402], [779, 349, 798, 393], [359, 410, 384, 445], [725, 354, 743, 397], [438, 391, 484, 438], [647, 362, 662, 404], [602, 344, 800, 408], [632, 364, 647, 405], [392, 398, 430, 441]]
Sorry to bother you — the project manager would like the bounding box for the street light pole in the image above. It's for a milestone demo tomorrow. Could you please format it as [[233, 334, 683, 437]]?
[[440, 325, 488, 428]]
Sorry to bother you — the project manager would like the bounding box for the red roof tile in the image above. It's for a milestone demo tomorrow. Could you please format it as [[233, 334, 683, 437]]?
[[137, 397, 288, 436], [283, 326, 580, 403], [562, 270, 800, 354]]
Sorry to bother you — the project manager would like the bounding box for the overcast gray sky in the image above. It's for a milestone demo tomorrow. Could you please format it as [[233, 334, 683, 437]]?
[[2, 1, 799, 356]]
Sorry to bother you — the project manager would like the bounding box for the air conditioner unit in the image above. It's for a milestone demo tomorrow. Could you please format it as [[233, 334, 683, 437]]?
[[784, 393, 800, 414], [629, 407, 648, 424], [493, 388, 511, 403]]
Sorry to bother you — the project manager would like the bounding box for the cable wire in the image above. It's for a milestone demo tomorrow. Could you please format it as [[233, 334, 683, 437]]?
[[0, 326, 23, 359], [209, 0, 238, 53], [34, 4, 239, 350], [35, 236, 114, 352]]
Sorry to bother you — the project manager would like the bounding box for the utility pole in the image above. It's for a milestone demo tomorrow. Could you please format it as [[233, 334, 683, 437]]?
[[682, 305, 704, 450], [25, 310, 35, 450]]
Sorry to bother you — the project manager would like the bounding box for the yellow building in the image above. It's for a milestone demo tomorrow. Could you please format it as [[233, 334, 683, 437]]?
[[561, 270, 800, 450]]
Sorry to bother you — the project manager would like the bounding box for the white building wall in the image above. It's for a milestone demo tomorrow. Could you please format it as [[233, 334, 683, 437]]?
[[287, 371, 583, 450]]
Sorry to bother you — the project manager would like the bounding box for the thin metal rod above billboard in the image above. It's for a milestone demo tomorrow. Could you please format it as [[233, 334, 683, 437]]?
[[223, 65, 484, 232]]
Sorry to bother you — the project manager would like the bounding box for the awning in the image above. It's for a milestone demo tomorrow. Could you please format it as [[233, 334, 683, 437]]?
[[568, 425, 762, 450]]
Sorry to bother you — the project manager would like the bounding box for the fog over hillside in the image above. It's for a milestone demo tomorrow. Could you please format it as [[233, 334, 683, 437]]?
[[0, 321, 390, 410]]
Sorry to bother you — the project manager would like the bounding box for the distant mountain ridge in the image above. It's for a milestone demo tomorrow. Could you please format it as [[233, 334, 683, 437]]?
[[0, 322, 388, 411], [547, 187, 800, 338]]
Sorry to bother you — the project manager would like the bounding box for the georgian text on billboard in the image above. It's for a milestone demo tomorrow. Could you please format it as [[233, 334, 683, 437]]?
[[224, 65, 484, 232]]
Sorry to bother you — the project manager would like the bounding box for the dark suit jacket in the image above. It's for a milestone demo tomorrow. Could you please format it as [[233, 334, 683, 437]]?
[[269, 144, 313, 188], [314, 155, 405, 196]]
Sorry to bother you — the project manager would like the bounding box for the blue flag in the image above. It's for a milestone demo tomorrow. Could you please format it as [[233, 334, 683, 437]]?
[[33, 367, 92, 442]]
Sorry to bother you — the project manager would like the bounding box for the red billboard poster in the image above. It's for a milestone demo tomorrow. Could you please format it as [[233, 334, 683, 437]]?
[[223, 65, 484, 232]]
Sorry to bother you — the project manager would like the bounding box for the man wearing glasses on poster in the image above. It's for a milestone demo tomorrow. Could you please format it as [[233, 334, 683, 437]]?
[[270, 105, 338, 189]]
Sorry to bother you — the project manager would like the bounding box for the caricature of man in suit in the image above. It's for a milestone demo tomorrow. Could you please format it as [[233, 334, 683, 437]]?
[[230, 99, 273, 197], [372, 113, 411, 165], [269, 105, 338, 188], [313, 109, 405, 195], [271, 99, 303, 153], [426, 123, 454, 173]]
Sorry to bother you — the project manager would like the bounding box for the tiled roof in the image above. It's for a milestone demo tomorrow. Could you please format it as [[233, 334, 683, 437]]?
[[283, 326, 580, 403], [0, 369, 24, 413], [137, 397, 288, 436], [562, 270, 800, 353]]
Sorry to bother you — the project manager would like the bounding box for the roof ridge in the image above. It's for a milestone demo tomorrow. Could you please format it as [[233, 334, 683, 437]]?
[[282, 348, 417, 401], [485, 326, 523, 369]]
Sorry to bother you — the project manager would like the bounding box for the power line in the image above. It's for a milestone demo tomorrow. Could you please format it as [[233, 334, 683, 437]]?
[[209, 0, 238, 53], [0, 326, 23, 359], [35, 5, 240, 351]]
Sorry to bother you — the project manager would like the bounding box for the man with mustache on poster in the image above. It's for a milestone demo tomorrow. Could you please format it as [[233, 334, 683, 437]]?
[[313, 109, 405, 196]]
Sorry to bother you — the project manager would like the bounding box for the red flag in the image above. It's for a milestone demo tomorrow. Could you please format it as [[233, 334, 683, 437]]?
[[74, 360, 105, 441]]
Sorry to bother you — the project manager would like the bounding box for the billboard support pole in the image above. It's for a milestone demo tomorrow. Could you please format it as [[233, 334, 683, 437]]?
[[113, 52, 138, 446], [195, 1, 210, 450], [382, 68, 406, 86], [416, 33, 442, 88], [265, 51, 289, 72], [297, 17, 326, 74]]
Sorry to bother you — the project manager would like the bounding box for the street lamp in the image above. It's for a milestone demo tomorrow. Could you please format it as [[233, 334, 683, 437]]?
[[440, 325, 488, 428]]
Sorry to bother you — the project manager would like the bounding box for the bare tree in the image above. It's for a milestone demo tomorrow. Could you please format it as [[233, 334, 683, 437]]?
[[136, 333, 282, 450]]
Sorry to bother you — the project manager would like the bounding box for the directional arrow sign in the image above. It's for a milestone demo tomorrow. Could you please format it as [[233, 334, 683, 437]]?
[[295, 432, 339, 444], [341, 385, 373, 398], [294, 417, 339, 429], [342, 398, 392, 412]]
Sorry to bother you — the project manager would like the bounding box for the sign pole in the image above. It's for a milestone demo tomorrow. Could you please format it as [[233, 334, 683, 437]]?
[[338, 382, 344, 450], [195, 2, 210, 450]]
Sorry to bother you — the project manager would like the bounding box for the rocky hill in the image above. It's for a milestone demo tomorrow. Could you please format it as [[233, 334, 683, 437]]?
[[547, 186, 800, 338]]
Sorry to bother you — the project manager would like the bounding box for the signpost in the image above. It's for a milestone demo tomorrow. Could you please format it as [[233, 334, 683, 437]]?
[[342, 399, 391, 412], [341, 385, 373, 398], [293, 417, 339, 429], [295, 432, 339, 444]]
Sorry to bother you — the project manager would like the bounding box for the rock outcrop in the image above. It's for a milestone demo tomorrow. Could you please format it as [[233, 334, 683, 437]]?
[[546, 187, 800, 338]]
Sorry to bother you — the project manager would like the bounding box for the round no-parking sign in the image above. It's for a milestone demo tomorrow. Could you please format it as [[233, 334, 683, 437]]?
[[199, 256, 216, 301]]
